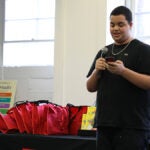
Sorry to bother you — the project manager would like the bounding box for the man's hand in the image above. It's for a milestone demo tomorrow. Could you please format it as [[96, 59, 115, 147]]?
[[107, 60, 126, 75], [95, 58, 107, 71]]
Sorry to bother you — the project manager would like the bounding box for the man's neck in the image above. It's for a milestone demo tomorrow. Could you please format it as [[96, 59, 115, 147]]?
[[115, 37, 134, 45]]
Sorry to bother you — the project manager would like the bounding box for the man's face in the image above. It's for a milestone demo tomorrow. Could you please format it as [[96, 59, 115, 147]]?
[[110, 15, 132, 44]]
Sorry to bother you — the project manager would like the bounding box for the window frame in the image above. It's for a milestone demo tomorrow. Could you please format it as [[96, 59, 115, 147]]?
[[1, 0, 55, 67]]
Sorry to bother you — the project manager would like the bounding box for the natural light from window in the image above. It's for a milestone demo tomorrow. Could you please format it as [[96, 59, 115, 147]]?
[[134, 0, 150, 44], [4, 0, 55, 66]]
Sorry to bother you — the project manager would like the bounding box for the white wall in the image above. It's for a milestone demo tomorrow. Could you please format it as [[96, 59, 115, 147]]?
[[54, 0, 107, 105]]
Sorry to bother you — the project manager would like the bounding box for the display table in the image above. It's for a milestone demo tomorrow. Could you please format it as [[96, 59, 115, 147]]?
[[0, 133, 96, 150]]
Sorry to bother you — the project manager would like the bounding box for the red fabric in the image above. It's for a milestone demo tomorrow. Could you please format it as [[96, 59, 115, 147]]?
[[20, 102, 33, 133], [67, 104, 88, 135], [0, 112, 18, 133], [0, 113, 8, 133], [7, 105, 26, 133], [31, 103, 39, 134], [32, 102, 69, 135], [2, 101, 70, 135], [3, 114, 18, 133], [47, 103, 69, 135], [0, 101, 89, 136], [32, 103, 48, 135]]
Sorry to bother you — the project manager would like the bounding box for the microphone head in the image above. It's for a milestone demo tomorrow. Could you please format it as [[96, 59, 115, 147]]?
[[101, 47, 108, 57], [101, 47, 108, 54]]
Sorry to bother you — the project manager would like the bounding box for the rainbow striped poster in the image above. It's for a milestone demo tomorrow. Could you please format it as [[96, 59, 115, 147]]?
[[0, 80, 17, 114]]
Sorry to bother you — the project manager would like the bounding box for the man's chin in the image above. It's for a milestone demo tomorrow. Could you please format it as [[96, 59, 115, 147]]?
[[113, 38, 122, 43]]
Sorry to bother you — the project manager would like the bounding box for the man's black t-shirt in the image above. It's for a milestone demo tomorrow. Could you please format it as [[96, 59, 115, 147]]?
[[87, 39, 150, 130]]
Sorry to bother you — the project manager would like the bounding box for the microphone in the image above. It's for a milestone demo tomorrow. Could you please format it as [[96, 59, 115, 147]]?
[[100, 47, 108, 57], [86, 46, 108, 78]]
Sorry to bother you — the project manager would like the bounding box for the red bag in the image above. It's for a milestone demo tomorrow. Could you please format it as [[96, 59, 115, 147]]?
[[0, 112, 18, 133], [5, 100, 70, 135], [32, 101, 48, 135], [32, 100, 69, 135], [7, 103, 26, 133], [47, 103, 69, 135], [3, 114, 18, 133], [0, 113, 8, 133], [19, 102, 33, 133], [67, 104, 88, 135]]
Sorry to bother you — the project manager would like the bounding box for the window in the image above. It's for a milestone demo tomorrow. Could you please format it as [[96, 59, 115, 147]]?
[[133, 0, 150, 44], [127, 0, 150, 44], [3, 0, 55, 66]]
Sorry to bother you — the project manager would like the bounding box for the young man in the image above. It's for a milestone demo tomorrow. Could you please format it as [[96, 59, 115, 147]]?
[[86, 6, 150, 150]]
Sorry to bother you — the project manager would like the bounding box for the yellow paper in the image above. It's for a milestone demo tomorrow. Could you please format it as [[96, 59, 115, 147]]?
[[81, 114, 87, 129], [81, 106, 96, 130]]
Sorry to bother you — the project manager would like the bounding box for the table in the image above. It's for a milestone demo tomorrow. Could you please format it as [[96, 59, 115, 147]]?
[[0, 133, 96, 150]]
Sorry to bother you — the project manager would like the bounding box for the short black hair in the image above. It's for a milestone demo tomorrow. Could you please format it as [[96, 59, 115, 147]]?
[[110, 6, 132, 23]]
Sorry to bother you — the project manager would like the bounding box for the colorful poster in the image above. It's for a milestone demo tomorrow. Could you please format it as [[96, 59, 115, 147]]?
[[0, 80, 17, 114]]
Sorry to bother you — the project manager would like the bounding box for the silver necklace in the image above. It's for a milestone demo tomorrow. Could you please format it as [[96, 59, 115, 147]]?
[[112, 40, 132, 55]]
